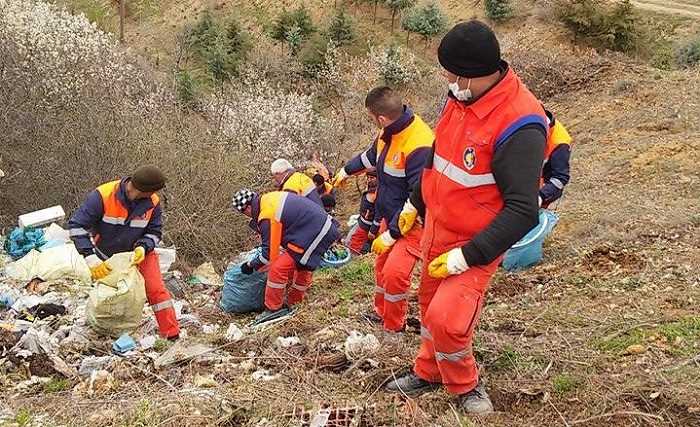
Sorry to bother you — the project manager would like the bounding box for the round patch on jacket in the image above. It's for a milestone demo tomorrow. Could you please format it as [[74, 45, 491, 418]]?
[[463, 147, 476, 170]]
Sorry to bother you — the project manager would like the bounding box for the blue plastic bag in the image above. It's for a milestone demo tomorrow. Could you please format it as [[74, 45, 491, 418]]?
[[220, 249, 266, 313], [3, 227, 46, 260], [502, 209, 559, 272]]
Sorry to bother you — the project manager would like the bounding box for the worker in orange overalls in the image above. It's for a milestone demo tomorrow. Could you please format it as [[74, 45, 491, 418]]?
[[385, 21, 549, 414], [332, 87, 433, 334], [346, 169, 378, 255], [68, 166, 180, 339]]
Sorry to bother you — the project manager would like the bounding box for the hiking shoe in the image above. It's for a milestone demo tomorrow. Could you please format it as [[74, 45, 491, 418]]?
[[361, 311, 383, 324], [385, 373, 441, 397], [457, 380, 494, 415], [251, 307, 292, 326]]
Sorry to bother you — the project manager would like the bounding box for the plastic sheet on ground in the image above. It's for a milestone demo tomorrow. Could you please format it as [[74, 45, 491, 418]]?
[[5, 243, 91, 283], [86, 252, 147, 337], [3, 227, 46, 260]]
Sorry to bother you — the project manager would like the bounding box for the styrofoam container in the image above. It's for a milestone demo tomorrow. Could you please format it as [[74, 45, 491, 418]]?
[[18, 205, 65, 228]]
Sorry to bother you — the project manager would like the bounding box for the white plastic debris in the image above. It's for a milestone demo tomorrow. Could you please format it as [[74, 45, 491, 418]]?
[[251, 369, 279, 382], [155, 247, 177, 273], [139, 335, 157, 350], [43, 223, 70, 242], [13, 328, 56, 354], [201, 324, 220, 334], [239, 359, 256, 372], [225, 323, 244, 342], [79, 356, 114, 377], [18, 205, 65, 228], [343, 330, 380, 360], [275, 336, 301, 348], [191, 262, 222, 287]]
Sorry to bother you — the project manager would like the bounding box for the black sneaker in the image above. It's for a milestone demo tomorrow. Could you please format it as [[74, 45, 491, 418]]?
[[250, 307, 292, 326], [457, 380, 494, 414], [166, 334, 180, 342], [361, 311, 383, 324], [385, 373, 441, 397]]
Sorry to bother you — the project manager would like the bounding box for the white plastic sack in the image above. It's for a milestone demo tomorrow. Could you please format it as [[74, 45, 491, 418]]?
[[5, 243, 91, 283], [86, 252, 147, 337], [43, 223, 70, 242], [155, 247, 176, 273]]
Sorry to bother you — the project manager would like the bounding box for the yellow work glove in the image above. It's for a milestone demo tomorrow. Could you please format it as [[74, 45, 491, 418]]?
[[131, 246, 146, 265], [86, 254, 112, 281], [371, 231, 396, 255], [331, 168, 349, 188], [428, 248, 469, 279], [398, 199, 418, 236]]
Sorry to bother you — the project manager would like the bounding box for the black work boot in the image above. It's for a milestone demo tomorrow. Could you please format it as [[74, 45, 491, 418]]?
[[250, 306, 292, 327], [361, 311, 383, 324], [385, 373, 441, 397], [457, 380, 494, 414]]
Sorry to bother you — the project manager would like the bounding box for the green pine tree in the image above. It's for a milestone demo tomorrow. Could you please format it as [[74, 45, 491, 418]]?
[[485, 0, 513, 23]]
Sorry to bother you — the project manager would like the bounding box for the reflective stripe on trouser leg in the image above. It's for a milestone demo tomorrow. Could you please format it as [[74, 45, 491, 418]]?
[[287, 269, 313, 306], [414, 270, 442, 382], [415, 268, 489, 395], [139, 251, 179, 338], [265, 252, 297, 311], [373, 248, 389, 319], [380, 225, 421, 332]]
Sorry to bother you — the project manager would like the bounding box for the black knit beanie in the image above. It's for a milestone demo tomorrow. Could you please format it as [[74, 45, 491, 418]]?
[[438, 21, 501, 78], [132, 165, 166, 192]]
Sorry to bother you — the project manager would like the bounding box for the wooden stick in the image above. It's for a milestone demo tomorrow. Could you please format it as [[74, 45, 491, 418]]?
[[571, 411, 664, 425]]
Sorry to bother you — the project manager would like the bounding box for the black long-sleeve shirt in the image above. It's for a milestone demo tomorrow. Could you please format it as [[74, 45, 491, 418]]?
[[410, 125, 545, 267]]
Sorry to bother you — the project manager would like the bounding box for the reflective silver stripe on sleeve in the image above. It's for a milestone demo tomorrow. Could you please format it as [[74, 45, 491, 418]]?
[[130, 219, 148, 228], [436, 347, 472, 362], [291, 284, 309, 292], [259, 255, 269, 265], [266, 281, 286, 289], [69, 227, 89, 237], [550, 178, 565, 190], [144, 233, 160, 245], [359, 216, 373, 226], [433, 154, 495, 188], [300, 215, 333, 265], [275, 192, 289, 221], [360, 151, 373, 169], [374, 286, 385, 294], [151, 300, 174, 312], [383, 292, 407, 303], [383, 165, 406, 178], [94, 247, 109, 261], [102, 216, 125, 225], [420, 326, 433, 341]]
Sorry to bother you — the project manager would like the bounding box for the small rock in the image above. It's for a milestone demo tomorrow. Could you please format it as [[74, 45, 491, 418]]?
[[625, 344, 646, 355], [251, 369, 279, 381], [201, 324, 220, 334], [79, 356, 114, 377], [649, 391, 661, 400]]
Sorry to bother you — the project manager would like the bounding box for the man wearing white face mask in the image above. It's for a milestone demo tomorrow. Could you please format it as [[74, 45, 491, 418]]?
[[387, 21, 547, 414]]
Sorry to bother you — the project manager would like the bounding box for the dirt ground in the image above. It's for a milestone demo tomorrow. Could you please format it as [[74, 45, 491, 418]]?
[[2, 0, 700, 426]]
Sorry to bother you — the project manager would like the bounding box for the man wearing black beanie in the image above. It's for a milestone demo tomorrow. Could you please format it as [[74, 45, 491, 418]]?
[[387, 21, 548, 414]]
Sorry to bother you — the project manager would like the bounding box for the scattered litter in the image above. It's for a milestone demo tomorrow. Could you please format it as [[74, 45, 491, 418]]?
[[154, 340, 213, 369], [313, 327, 336, 341], [82, 369, 115, 396], [18, 205, 65, 229], [19, 303, 66, 320], [13, 327, 55, 354], [10, 294, 44, 312], [59, 325, 91, 353], [343, 331, 379, 360], [43, 223, 70, 242], [13, 376, 51, 391], [251, 369, 279, 381], [321, 244, 351, 269], [276, 336, 301, 348], [239, 358, 256, 372], [164, 272, 186, 299], [189, 262, 222, 287], [178, 314, 201, 329], [0, 293, 15, 309], [4, 227, 46, 260], [112, 333, 136, 355], [5, 244, 91, 283], [225, 323, 244, 342], [249, 307, 294, 329], [201, 324, 220, 334], [193, 374, 218, 388], [154, 247, 177, 273], [25, 278, 49, 294], [139, 335, 157, 350], [79, 356, 114, 377], [625, 344, 646, 355]]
